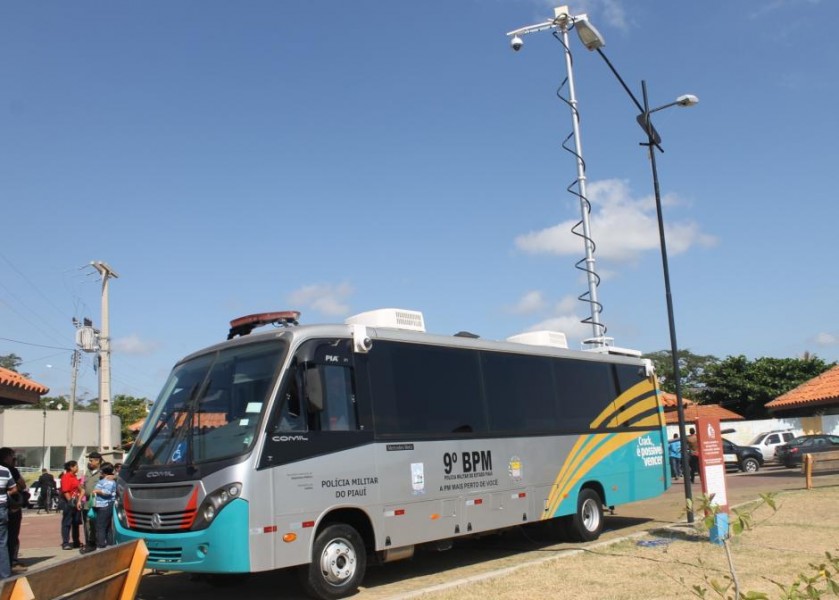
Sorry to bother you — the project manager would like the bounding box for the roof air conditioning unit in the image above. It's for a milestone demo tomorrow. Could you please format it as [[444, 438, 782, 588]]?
[[345, 308, 426, 332], [506, 330, 568, 349]]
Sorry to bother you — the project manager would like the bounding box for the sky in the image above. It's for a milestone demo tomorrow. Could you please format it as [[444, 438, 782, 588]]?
[[2, 0, 838, 403]]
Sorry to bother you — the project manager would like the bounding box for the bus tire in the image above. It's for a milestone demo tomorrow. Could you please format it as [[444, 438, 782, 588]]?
[[300, 523, 367, 600], [566, 488, 604, 543]]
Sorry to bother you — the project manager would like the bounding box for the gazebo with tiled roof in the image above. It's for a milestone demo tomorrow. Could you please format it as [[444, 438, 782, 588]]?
[[660, 391, 744, 425], [0, 366, 49, 405], [766, 364, 839, 416]]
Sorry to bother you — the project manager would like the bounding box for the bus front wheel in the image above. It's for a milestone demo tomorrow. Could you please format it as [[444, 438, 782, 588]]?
[[566, 488, 604, 542], [300, 523, 367, 600]]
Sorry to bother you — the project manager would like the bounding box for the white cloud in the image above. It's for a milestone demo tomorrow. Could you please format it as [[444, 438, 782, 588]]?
[[112, 334, 160, 356], [514, 179, 716, 263], [814, 332, 838, 346], [287, 282, 353, 317], [510, 293, 593, 345], [526, 315, 591, 341], [554, 295, 578, 314], [510, 290, 547, 314], [560, 0, 630, 31]]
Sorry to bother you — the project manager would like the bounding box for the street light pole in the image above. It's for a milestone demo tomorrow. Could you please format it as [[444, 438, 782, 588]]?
[[42, 408, 47, 469], [639, 80, 696, 522]]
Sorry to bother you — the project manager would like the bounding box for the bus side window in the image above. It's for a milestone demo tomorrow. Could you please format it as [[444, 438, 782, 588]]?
[[302, 364, 358, 432], [276, 373, 304, 432]]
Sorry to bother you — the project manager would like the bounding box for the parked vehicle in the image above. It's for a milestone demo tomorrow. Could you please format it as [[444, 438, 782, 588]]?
[[747, 430, 797, 462], [723, 439, 764, 473], [30, 483, 59, 512], [776, 434, 839, 468]]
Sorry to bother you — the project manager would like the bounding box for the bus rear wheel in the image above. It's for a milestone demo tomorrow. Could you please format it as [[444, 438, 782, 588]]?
[[300, 523, 367, 600], [565, 488, 604, 542]]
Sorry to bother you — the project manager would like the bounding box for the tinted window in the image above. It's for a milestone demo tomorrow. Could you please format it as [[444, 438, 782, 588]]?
[[481, 351, 557, 432], [766, 434, 779, 445], [555, 359, 618, 430], [368, 342, 486, 435]]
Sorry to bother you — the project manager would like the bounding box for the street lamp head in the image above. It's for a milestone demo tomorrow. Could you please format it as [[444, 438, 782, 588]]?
[[574, 16, 605, 51], [676, 94, 699, 107]]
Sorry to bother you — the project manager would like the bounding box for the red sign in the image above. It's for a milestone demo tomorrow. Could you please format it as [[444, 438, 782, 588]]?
[[695, 417, 729, 513]]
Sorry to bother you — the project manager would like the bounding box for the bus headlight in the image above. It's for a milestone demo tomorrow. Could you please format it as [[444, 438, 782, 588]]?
[[203, 504, 216, 522], [194, 482, 243, 529]]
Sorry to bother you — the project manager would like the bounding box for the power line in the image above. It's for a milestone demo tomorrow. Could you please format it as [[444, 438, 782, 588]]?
[[0, 251, 72, 322], [0, 336, 74, 351]]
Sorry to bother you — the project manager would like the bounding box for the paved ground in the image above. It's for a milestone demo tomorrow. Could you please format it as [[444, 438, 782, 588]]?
[[11, 466, 839, 599]]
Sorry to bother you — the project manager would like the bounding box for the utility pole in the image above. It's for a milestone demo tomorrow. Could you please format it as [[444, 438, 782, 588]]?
[[91, 261, 119, 454], [66, 349, 80, 462]]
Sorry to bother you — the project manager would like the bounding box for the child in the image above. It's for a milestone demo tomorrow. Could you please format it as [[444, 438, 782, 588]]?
[[91, 462, 117, 549]]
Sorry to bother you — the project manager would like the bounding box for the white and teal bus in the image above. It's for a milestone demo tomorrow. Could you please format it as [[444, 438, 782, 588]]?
[[116, 308, 669, 599]]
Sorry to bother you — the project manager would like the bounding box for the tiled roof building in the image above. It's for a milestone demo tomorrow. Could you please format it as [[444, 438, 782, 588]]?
[[0, 367, 49, 405], [766, 364, 839, 415], [660, 391, 744, 425]]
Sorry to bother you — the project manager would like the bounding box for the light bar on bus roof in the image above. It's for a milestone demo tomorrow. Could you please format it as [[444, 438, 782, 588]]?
[[345, 308, 425, 332], [227, 310, 300, 339], [506, 330, 568, 349]]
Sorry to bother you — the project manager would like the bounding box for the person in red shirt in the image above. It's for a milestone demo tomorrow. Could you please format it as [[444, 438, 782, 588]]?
[[59, 461, 83, 550]]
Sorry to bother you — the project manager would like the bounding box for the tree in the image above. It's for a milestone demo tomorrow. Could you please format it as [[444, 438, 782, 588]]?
[[644, 349, 719, 399], [0, 353, 25, 374], [112, 394, 150, 447], [700, 354, 834, 419], [37, 396, 70, 410]]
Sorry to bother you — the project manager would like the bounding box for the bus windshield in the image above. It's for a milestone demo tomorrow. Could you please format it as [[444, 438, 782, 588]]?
[[127, 339, 287, 469]]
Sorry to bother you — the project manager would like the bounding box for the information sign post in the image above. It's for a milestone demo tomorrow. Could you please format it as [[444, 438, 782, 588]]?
[[696, 417, 729, 544]]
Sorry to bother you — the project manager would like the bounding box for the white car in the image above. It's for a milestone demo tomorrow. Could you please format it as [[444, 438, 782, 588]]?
[[748, 430, 797, 462]]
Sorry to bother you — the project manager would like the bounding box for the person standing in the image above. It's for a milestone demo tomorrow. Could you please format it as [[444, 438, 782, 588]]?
[[0, 448, 27, 574], [0, 459, 17, 580], [36, 469, 56, 513], [60, 461, 83, 550], [91, 463, 117, 550], [79, 451, 102, 554], [686, 427, 700, 484], [668, 433, 682, 480]]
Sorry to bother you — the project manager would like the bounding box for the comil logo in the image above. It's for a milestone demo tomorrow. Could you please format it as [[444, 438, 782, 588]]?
[[273, 435, 309, 442]]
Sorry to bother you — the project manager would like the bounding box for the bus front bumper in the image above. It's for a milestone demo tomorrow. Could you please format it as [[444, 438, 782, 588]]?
[[115, 497, 251, 573]]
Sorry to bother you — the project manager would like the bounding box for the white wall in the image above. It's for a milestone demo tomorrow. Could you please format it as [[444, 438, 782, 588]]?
[[0, 408, 121, 469], [667, 415, 808, 446]]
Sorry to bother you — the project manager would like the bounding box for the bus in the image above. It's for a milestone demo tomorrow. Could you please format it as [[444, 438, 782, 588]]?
[[116, 308, 669, 599]]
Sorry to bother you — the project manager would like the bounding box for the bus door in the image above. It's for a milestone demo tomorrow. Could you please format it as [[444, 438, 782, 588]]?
[[259, 339, 374, 548]]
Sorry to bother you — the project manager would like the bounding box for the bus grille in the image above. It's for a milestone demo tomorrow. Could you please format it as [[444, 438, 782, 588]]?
[[147, 546, 183, 563], [126, 508, 197, 531]]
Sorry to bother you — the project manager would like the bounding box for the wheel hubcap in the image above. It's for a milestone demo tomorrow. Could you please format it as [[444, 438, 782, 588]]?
[[582, 498, 600, 532], [320, 537, 356, 586]]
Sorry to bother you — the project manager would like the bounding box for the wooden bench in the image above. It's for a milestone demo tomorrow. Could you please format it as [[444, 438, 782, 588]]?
[[0, 539, 148, 600], [803, 450, 839, 489]]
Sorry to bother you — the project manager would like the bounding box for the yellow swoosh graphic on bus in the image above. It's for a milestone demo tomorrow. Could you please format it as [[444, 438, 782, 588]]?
[[543, 379, 661, 518], [545, 431, 643, 517]]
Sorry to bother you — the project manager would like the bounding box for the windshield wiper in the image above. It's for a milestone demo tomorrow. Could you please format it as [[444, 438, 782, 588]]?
[[126, 408, 179, 475], [182, 377, 211, 475], [127, 377, 208, 474]]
